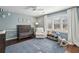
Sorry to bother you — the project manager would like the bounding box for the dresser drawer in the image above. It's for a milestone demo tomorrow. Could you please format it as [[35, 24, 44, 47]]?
[[0, 34, 5, 40], [0, 47, 5, 53], [0, 33, 6, 53], [0, 40, 5, 47]]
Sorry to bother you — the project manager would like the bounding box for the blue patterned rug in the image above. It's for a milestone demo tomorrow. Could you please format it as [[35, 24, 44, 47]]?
[[5, 38, 65, 53]]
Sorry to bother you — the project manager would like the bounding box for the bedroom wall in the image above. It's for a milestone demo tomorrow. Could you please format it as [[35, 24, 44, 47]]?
[[0, 11, 35, 40]]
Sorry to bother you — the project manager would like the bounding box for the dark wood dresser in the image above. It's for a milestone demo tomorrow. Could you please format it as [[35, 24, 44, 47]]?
[[0, 31, 6, 53]]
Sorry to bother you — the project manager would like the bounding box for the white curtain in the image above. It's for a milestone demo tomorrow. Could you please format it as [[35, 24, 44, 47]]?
[[67, 7, 79, 46]]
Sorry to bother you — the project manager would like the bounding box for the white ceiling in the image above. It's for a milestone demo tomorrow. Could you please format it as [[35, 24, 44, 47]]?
[[0, 6, 71, 17]]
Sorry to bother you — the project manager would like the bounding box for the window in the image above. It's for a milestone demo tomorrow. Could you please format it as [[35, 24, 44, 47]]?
[[63, 24, 68, 30], [48, 23, 52, 29], [63, 19, 68, 32], [47, 19, 52, 29], [54, 24, 60, 29], [54, 19, 61, 30]]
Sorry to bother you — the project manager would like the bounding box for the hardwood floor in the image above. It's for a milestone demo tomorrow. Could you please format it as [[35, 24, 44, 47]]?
[[65, 44, 79, 53]]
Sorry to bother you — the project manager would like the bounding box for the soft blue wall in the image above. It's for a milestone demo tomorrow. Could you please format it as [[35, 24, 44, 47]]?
[[0, 11, 34, 40]]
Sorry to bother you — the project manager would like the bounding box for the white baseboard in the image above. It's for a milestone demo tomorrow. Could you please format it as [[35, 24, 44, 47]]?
[[6, 37, 17, 41]]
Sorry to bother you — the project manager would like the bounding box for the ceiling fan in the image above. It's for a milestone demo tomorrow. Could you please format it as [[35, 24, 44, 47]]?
[[24, 6, 44, 11]]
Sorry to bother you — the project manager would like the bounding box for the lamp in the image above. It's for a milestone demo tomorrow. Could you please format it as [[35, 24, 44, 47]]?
[[35, 22, 39, 25], [35, 22, 39, 28]]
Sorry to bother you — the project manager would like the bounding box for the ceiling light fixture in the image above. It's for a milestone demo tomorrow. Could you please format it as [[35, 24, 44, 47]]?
[[25, 6, 44, 11], [0, 8, 11, 18]]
